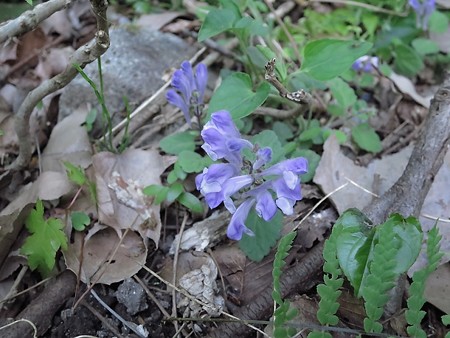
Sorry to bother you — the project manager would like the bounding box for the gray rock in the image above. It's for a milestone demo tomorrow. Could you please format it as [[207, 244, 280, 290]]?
[[58, 26, 196, 124], [115, 278, 148, 315]]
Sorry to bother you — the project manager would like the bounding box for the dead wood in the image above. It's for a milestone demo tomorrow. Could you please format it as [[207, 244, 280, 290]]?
[[0, 270, 76, 337], [209, 81, 450, 337]]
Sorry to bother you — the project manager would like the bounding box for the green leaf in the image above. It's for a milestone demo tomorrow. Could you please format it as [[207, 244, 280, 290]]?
[[239, 209, 283, 261], [334, 209, 374, 295], [300, 39, 372, 80], [273, 122, 294, 143], [393, 43, 424, 76], [362, 12, 379, 37], [328, 77, 357, 109], [160, 131, 197, 155], [177, 192, 204, 213], [198, 8, 239, 41], [177, 150, 208, 173], [70, 211, 90, 231], [25, 0, 32, 4], [21, 200, 68, 276], [143, 184, 169, 204], [207, 72, 270, 119], [429, 11, 449, 34], [351, 123, 382, 153], [412, 38, 440, 56], [323, 129, 347, 144], [290, 149, 321, 183], [64, 161, 86, 186], [166, 182, 184, 203]]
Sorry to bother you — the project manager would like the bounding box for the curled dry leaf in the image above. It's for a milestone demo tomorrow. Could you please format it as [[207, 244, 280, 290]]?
[[64, 227, 147, 285], [313, 136, 412, 214], [41, 105, 92, 172], [93, 148, 172, 245]]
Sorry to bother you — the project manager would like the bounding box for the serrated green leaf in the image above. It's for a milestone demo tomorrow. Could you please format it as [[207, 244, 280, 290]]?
[[21, 200, 68, 277], [239, 209, 283, 261], [64, 161, 86, 186], [328, 77, 357, 109], [70, 211, 90, 231], [351, 123, 382, 153], [177, 150, 209, 173], [159, 131, 197, 155], [207, 72, 270, 119], [198, 8, 239, 41], [300, 39, 372, 80], [177, 192, 204, 213]]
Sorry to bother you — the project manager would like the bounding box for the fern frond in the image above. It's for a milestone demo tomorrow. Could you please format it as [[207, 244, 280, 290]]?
[[273, 231, 298, 338], [406, 224, 443, 338], [308, 224, 344, 338], [361, 220, 399, 333]]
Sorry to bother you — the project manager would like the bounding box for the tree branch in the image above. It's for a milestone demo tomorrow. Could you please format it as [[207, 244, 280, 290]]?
[[8, 0, 110, 170], [0, 0, 72, 44]]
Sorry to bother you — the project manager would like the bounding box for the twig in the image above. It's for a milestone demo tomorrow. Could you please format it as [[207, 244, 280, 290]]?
[[171, 212, 189, 334], [134, 275, 172, 318], [8, 0, 110, 170], [306, 0, 408, 16], [80, 299, 125, 338], [263, 0, 302, 63], [265, 58, 313, 105], [0, 0, 72, 44], [90, 289, 146, 338], [0, 319, 37, 338]]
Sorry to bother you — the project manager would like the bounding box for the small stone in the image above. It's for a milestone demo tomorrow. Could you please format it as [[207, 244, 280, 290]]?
[[115, 278, 148, 315]]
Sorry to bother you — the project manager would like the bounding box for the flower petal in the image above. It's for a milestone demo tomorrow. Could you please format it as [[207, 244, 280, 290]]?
[[276, 197, 295, 215], [227, 199, 255, 240], [222, 175, 254, 213], [261, 157, 308, 177], [195, 63, 208, 103], [253, 147, 272, 170], [255, 190, 277, 221], [166, 90, 191, 125]]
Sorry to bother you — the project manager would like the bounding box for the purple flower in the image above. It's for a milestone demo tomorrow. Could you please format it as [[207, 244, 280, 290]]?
[[166, 61, 208, 126], [352, 56, 379, 73], [201, 110, 253, 167], [196, 112, 309, 241], [195, 163, 238, 209], [409, 0, 435, 30], [253, 147, 272, 170], [227, 199, 255, 240]]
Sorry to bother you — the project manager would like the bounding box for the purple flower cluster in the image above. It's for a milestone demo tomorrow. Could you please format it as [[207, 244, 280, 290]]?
[[352, 55, 379, 73], [409, 0, 435, 30], [196, 111, 308, 240], [166, 61, 208, 126]]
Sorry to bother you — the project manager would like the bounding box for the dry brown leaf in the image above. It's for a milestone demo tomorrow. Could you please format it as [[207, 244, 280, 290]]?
[[0, 171, 73, 266], [34, 46, 74, 81], [136, 12, 183, 30], [93, 149, 171, 246], [41, 105, 92, 172], [313, 136, 411, 214], [389, 72, 432, 108], [64, 227, 147, 285], [39, 11, 74, 38], [424, 264, 450, 314], [0, 40, 18, 63]]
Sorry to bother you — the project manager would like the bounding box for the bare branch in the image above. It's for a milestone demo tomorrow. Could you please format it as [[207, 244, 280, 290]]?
[[8, 0, 110, 170], [265, 58, 313, 105], [0, 0, 72, 44]]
